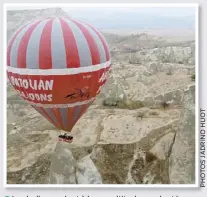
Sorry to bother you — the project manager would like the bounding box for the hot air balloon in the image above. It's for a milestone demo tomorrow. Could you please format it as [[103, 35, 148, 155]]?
[[7, 17, 111, 143]]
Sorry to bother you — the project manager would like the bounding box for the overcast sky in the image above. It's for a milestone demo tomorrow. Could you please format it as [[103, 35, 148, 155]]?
[[7, 6, 196, 29], [63, 6, 196, 29], [63, 6, 195, 17]]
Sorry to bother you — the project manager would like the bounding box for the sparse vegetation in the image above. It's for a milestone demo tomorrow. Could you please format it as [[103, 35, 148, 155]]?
[[128, 49, 138, 53], [128, 54, 141, 64], [103, 98, 118, 107], [18, 110, 26, 117], [160, 101, 170, 109], [145, 151, 157, 163], [103, 98, 145, 110], [149, 111, 159, 116], [166, 66, 174, 75], [191, 73, 195, 81], [178, 61, 183, 64], [117, 100, 144, 110], [136, 112, 145, 120], [157, 47, 176, 63]]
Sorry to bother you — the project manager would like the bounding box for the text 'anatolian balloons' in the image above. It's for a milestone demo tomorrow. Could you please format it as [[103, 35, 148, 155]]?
[[7, 17, 111, 132]]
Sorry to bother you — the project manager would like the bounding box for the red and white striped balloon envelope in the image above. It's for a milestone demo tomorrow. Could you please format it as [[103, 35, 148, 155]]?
[[7, 17, 111, 134]]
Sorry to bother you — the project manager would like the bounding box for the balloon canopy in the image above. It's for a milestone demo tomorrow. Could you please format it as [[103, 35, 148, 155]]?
[[7, 17, 111, 133]]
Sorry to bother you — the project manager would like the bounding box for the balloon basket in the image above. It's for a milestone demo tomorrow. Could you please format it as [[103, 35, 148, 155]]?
[[57, 133, 73, 143]]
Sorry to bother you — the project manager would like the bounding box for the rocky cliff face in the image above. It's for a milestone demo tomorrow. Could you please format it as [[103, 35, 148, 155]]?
[[169, 85, 195, 184], [7, 8, 196, 184]]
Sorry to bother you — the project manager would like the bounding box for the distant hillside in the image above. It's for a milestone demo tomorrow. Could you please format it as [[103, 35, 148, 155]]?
[[7, 8, 68, 42]]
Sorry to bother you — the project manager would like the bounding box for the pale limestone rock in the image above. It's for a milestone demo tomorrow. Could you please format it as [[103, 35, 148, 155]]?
[[49, 142, 76, 184], [169, 85, 195, 184], [149, 132, 175, 160], [76, 155, 102, 184]]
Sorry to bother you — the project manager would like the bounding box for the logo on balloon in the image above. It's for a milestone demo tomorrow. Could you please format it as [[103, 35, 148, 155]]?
[[65, 87, 90, 100]]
